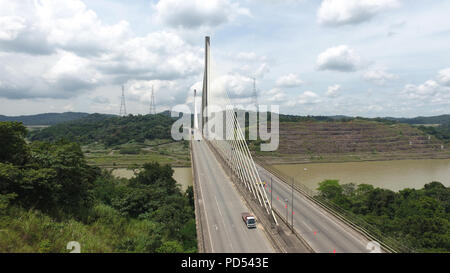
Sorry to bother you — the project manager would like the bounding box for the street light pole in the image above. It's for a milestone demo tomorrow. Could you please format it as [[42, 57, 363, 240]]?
[[291, 176, 294, 232], [285, 199, 288, 222], [270, 177, 273, 214]]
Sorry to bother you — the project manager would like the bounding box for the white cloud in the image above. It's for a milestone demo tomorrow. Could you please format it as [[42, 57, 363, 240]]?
[[402, 69, 450, 104], [254, 63, 270, 78], [0, 0, 203, 101], [402, 80, 450, 102], [126, 79, 184, 106], [363, 67, 398, 85], [287, 91, 321, 106], [326, 84, 341, 97], [263, 88, 288, 103], [275, 73, 304, 88], [437, 68, 450, 87], [154, 0, 250, 29], [0, 0, 130, 56], [43, 51, 100, 86], [317, 45, 361, 72], [0, 16, 26, 40], [234, 51, 267, 62], [317, 0, 401, 26], [97, 31, 202, 80]]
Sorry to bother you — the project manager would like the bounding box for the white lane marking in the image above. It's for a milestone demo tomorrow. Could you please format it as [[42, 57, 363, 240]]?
[[215, 195, 235, 252], [303, 221, 313, 232], [260, 167, 370, 250], [194, 143, 215, 253]]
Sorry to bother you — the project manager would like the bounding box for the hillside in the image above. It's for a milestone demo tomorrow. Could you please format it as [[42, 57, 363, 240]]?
[[255, 119, 450, 164], [0, 112, 91, 125], [387, 115, 450, 125], [0, 122, 197, 253], [29, 113, 175, 147]]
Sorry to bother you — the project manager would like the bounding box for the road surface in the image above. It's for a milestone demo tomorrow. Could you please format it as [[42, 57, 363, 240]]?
[[257, 165, 374, 253], [192, 139, 274, 253]]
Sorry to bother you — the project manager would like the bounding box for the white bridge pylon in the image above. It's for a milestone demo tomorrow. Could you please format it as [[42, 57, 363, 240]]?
[[199, 36, 278, 225]]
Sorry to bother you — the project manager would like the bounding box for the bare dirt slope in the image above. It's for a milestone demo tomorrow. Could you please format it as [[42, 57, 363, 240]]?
[[256, 120, 450, 164]]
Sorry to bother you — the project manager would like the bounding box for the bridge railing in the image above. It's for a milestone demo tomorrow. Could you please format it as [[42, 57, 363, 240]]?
[[190, 134, 206, 253], [255, 158, 415, 253]]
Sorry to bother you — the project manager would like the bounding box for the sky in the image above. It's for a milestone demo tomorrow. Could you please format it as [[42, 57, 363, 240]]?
[[0, 0, 449, 117]]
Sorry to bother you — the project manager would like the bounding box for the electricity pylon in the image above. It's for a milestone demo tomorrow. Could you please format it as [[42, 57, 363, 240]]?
[[119, 85, 127, 116], [149, 85, 156, 115]]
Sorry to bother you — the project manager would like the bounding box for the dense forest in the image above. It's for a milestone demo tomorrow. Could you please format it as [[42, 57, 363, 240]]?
[[417, 124, 450, 143], [0, 122, 196, 253], [29, 114, 176, 147], [0, 112, 91, 126], [317, 180, 450, 252]]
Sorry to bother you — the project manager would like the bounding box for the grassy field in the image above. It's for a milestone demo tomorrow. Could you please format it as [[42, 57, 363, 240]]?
[[82, 139, 191, 168]]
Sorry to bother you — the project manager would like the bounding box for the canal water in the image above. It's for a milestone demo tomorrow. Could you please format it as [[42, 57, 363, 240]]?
[[272, 159, 450, 192]]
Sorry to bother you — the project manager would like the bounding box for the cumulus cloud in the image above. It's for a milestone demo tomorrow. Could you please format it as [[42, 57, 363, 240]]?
[[126, 79, 186, 106], [0, 16, 26, 40], [0, 50, 101, 99], [213, 74, 254, 101], [234, 51, 267, 62], [403, 80, 444, 100], [263, 88, 288, 103], [326, 84, 341, 97], [275, 73, 304, 88], [254, 63, 270, 78], [402, 69, 450, 103], [363, 67, 398, 85], [287, 91, 321, 106], [437, 68, 450, 86], [0, 0, 203, 101], [402, 70, 450, 108], [317, 0, 401, 26], [154, 0, 250, 29], [43, 51, 100, 87], [96, 31, 202, 81], [0, 0, 130, 56], [317, 45, 361, 72]]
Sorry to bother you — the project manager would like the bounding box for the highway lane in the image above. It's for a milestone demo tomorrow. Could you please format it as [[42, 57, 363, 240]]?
[[192, 139, 274, 253], [257, 165, 373, 253]]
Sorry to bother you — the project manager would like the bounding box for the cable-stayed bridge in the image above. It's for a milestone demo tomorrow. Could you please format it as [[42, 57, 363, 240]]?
[[191, 36, 399, 253]]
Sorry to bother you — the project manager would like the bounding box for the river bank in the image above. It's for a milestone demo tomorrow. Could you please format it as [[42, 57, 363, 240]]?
[[255, 150, 450, 165]]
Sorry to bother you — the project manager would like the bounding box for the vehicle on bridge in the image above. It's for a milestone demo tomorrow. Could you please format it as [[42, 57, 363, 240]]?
[[241, 212, 257, 229]]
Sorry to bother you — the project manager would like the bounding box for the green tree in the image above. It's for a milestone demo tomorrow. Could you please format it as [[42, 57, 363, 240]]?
[[156, 240, 184, 253], [317, 180, 343, 199], [0, 122, 29, 165]]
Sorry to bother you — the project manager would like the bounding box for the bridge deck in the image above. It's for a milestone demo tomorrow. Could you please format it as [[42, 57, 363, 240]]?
[[192, 139, 274, 253], [257, 165, 373, 253]]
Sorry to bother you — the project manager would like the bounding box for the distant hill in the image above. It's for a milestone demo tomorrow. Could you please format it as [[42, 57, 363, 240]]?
[[29, 113, 176, 147], [278, 114, 450, 125], [385, 115, 450, 125], [0, 112, 91, 125]]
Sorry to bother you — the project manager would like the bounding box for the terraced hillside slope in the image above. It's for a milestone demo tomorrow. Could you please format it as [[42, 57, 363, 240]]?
[[255, 119, 450, 164]]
